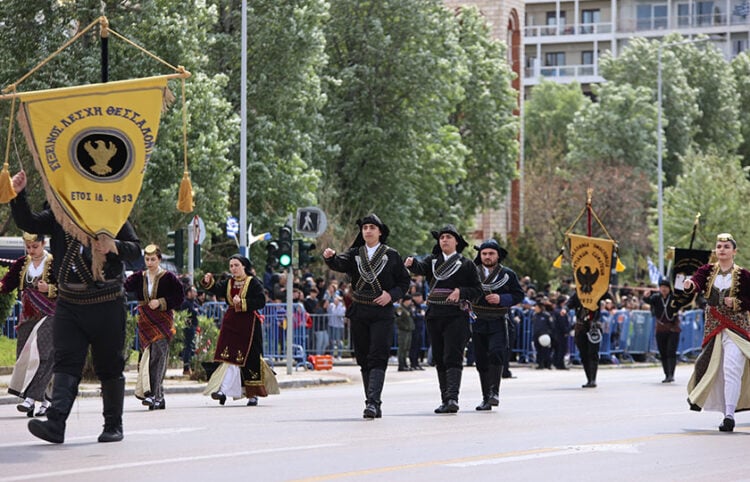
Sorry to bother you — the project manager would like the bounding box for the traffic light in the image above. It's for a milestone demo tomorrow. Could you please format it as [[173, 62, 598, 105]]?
[[278, 225, 293, 268], [266, 240, 280, 270], [298, 240, 316, 268], [167, 228, 185, 272]]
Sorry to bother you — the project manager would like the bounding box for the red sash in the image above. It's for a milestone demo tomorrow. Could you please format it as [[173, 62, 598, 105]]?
[[703, 305, 750, 347]]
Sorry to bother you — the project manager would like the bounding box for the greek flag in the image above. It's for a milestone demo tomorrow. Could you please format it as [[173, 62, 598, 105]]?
[[647, 257, 661, 285]]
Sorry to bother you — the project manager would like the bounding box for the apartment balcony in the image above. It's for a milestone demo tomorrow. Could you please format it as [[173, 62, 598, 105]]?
[[619, 12, 750, 34], [524, 21, 614, 41], [523, 63, 605, 86]]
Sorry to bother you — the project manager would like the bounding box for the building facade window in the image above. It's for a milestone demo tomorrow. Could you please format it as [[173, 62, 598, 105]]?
[[677, 3, 692, 26], [581, 51, 595, 65], [581, 9, 601, 32], [637, 4, 668, 30]]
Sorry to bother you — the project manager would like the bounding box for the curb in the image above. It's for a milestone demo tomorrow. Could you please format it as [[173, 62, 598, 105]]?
[[0, 375, 350, 405]]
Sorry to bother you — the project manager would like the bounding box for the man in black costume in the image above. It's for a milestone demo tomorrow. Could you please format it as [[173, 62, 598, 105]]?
[[405, 225, 482, 414], [11, 170, 141, 443], [323, 214, 410, 419], [470, 239, 524, 411], [567, 290, 612, 388], [646, 279, 681, 383]]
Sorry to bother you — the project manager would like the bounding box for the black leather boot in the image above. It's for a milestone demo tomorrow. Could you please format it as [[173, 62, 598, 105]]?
[[436, 368, 461, 414], [475, 370, 491, 411], [488, 364, 502, 406], [434, 369, 449, 413], [28, 373, 80, 444], [98, 377, 125, 442], [363, 369, 385, 419]]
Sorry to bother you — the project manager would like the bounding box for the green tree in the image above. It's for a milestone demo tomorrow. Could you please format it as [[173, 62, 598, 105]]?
[[450, 6, 519, 215], [732, 52, 750, 167], [598, 36, 699, 185], [662, 150, 750, 266], [523, 79, 585, 162], [320, 0, 468, 255], [676, 37, 741, 156], [566, 82, 658, 172], [506, 231, 550, 288]]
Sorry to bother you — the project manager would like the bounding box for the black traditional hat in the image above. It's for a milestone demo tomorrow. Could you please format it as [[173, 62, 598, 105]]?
[[350, 213, 390, 248], [229, 254, 253, 276], [431, 224, 468, 254], [473, 238, 508, 264]]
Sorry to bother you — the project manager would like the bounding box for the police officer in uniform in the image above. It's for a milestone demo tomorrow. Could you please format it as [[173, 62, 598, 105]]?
[[405, 225, 482, 414], [324, 214, 410, 419], [470, 239, 524, 411]]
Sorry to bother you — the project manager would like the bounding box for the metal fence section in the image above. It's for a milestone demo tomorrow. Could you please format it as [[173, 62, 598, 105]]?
[[4, 300, 706, 369]]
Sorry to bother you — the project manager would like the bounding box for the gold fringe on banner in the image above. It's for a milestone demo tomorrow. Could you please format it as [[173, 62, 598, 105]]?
[[177, 170, 194, 213], [176, 77, 194, 213]]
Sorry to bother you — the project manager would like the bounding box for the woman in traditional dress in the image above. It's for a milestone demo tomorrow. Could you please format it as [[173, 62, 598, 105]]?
[[2, 233, 56, 417], [201, 255, 268, 406], [124, 244, 184, 410], [684, 233, 750, 432]]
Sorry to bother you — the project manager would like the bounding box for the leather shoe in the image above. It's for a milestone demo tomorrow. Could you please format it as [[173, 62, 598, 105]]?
[[582, 382, 597, 388], [150, 399, 165, 410], [435, 399, 459, 414], [246, 397, 258, 406], [142, 397, 155, 408], [719, 417, 735, 432], [211, 391, 227, 405], [363, 403, 378, 419], [475, 399, 492, 411]]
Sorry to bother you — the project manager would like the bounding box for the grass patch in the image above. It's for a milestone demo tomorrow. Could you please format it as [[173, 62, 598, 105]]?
[[0, 336, 16, 367]]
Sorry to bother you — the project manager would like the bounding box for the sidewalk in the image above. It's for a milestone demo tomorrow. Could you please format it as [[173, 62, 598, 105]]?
[[0, 359, 359, 405]]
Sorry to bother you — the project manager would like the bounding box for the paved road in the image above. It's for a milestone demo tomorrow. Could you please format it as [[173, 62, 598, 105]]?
[[1, 364, 747, 481]]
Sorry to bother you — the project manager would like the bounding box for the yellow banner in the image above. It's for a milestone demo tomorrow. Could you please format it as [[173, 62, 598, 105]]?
[[569, 233, 613, 311], [15, 76, 171, 240]]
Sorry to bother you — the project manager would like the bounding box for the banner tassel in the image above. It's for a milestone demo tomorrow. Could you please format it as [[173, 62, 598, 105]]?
[[0, 162, 17, 203], [552, 247, 564, 269], [177, 170, 194, 213]]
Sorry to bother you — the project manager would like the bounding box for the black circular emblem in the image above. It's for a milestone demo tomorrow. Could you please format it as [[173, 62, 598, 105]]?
[[71, 129, 134, 182]]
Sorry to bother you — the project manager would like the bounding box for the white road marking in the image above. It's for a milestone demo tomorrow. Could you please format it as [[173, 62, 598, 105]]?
[[445, 444, 640, 467], [0, 443, 341, 481]]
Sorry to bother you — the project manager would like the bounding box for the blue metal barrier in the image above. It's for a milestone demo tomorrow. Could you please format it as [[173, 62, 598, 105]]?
[[2, 301, 22, 339], [678, 309, 704, 358]]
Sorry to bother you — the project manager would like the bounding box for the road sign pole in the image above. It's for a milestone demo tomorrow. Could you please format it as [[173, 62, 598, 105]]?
[[187, 224, 195, 283], [285, 265, 294, 375]]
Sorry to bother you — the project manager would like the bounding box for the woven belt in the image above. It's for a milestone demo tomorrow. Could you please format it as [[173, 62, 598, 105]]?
[[58, 281, 124, 305], [472, 305, 509, 317], [352, 291, 381, 306], [427, 288, 458, 306]]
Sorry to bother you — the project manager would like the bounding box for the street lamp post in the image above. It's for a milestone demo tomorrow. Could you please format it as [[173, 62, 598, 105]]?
[[656, 36, 710, 277]]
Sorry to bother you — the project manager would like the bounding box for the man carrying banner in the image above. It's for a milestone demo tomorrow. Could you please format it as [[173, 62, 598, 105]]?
[[565, 234, 616, 389], [405, 225, 482, 414], [11, 170, 141, 444], [684, 233, 750, 432], [470, 239, 524, 411]]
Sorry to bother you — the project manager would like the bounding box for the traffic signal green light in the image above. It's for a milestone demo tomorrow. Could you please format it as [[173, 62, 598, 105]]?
[[278, 226, 293, 268], [298, 240, 316, 268], [167, 229, 185, 272], [266, 240, 280, 270]]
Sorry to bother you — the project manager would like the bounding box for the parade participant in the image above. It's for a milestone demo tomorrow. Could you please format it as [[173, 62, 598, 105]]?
[[395, 295, 415, 371], [180, 286, 201, 375], [646, 279, 680, 383], [201, 255, 268, 406], [469, 239, 524, 411], [566, 290, 612, 388], [125, 244, 184, 410], [684, 233, 750, 432], [324, 214, 410, 419], [551, 295, 570, 370], [532, 297, 554, 370], [2, 232, 56, 417], [408, 292, 427, 371], [405, 225, 482, 414], [11, 170, 141, 444]]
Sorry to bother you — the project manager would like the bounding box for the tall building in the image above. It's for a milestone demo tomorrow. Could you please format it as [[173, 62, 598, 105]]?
[[524, 0, 750, 95], [444, 0, 526, 244]]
